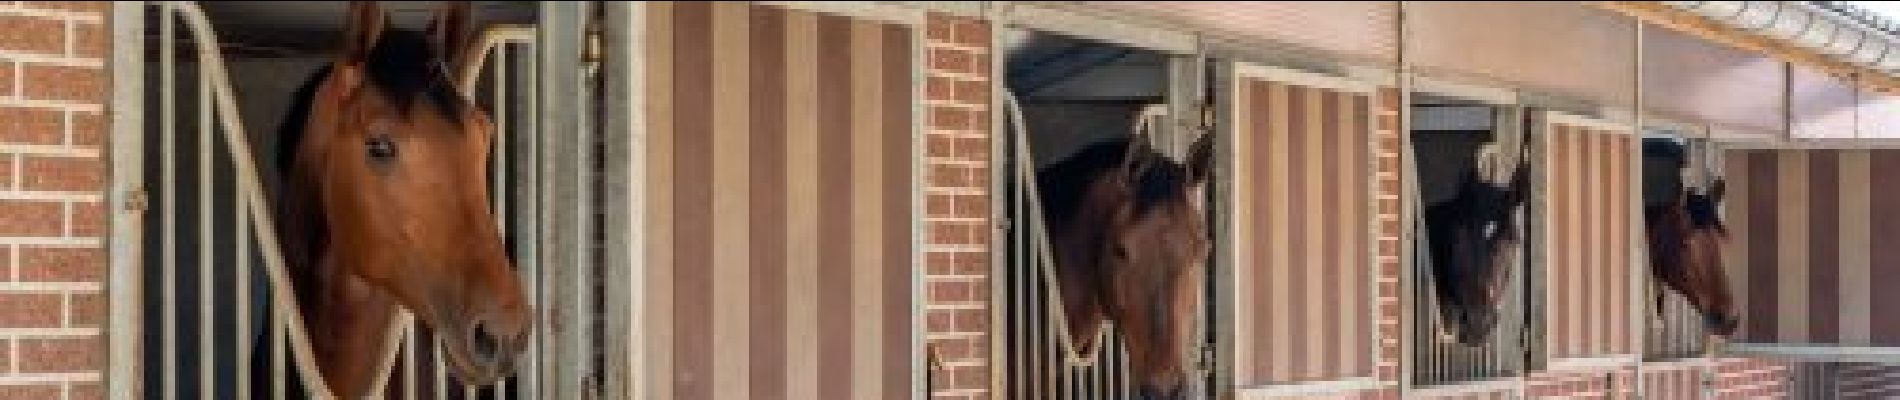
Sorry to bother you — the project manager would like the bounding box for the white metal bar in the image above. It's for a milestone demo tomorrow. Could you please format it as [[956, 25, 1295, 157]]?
[[199, 63, 215, 400], [538, 2, 593, 397], [237, 151, 251, 399], [516, 40, 543, 400], [600, 3, 646, 399], [106, 3, 146, 399], [159, 5, 178, 399]]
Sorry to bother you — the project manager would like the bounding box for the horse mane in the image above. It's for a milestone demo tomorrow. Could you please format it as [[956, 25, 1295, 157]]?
[[1037, 137, 1192, 226]]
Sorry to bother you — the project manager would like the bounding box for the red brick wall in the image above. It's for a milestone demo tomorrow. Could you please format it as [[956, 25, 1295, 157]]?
[[922, 11, 991, 400], [0, 1, 109, 400]]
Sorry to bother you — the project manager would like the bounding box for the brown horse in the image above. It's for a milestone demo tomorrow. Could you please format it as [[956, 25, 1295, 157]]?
[[1645, 178, 1739, 336], [1423, 140, 1531, 345], [1039, 133, 1213, 400], [269, 2, 530, 395]]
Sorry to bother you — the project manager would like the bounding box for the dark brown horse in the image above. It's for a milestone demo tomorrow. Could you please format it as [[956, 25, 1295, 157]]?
[[1645, 178, 1739, 336], [1423, 141, 1531, 345], [269, 2, 529, 395], [1039, 132, 1213, 400]]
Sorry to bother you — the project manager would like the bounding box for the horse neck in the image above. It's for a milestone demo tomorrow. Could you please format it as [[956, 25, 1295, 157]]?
[[273, 168, 403, 396]]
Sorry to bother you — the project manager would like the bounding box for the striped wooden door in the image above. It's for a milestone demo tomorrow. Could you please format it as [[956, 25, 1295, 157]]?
[[1536, 112, 1638, 362], [642, 3, 918, 400], [1226, 64, 1377, 388], [1723, 149, 1900, 348]]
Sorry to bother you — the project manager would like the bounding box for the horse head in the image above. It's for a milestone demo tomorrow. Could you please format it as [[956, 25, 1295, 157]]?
[[1426, 139, 1531, 345], [1045, 131, 1213, 400], [1650, 179, 1738, 336], [280, 1, 530, 392]]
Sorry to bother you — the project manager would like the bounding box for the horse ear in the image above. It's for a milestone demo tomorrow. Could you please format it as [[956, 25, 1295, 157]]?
[[1708, 179, 1726, 202], [1186, 134, 1214, 185], [339, 1, 387, 63], [1119, 137, 1153, 184], [427, 1, 479, 76]]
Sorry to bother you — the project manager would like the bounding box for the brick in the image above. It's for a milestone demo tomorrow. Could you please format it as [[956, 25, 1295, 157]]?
[[68, 112, 102, 146], [954, 79, 988, 105], [965, 52, 991, 76], [927, 76, 954, 102], [0, 155, 10, 189], [0, 199, 63, 236], [0, 293, 61, 327], [15, 336, 101, 373], [67, 383, 102, 400], [952, 20, 989, 49], [69, 20, 104, 59], [20, 64, 104, 103], [929, 48, 971, 74], [0, 62, 12, 97], [66, 291, 99, 327], [931, 107, 973, 131], [15, 246, 102, 282], [926, 194, 953, 217], [926, 310, 952, 332], [952, 308, 986, 331], [0, 107, 63, 145], [926, 18, 952, 43], [67, 200, 103, 237], [0, 385, 62, 400], [0, 15, 65, 55], [18, 155, 103, 192]]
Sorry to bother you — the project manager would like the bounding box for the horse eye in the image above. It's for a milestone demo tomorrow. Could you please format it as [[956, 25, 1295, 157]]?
[[366, 135, 398, 160]]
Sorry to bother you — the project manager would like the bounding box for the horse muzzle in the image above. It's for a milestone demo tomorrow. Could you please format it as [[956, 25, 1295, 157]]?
[[1136, 383, 1188, 400]]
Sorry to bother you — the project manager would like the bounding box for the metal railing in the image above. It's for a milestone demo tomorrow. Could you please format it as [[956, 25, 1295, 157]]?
[[999, 93, 1139, 399], [1643, 284, 1711, 360], [134, 2, 545, 398]]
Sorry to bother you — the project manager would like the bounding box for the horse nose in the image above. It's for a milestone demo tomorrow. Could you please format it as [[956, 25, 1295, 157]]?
[[1136, 384, 1186, 400], [468, 305, 530, 371]]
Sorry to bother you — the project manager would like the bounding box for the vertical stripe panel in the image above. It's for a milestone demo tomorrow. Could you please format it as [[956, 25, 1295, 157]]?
[[1582, 129, 1599, 356], [1337, 92, 1368, 377], [848, 20, 886, 400], [1284, 84, 1310, 381], [1299, 85, 1325, 379], [881, 23, 914, 400], [646, 3, 677, 399], [1869, 152, 1900, 344], [1232, 78, 1255, 385], [1605, 133, 1623, 354], [1546, 125, 1566, 358], [747, 7, 788, 400], [671, 2, 715, 398], [1266, 81, 1292, 382], [709, 5, 754, 399], [1249, 80, 1276, 384], [1745, 150, 1779, 342], [1618, 134, 1634, 354], [1723, 151, 1750, 334], [782, 9, 821, 400], [814, 12, 855, 399], [1840, 150, 1873, 345], [1566, 126, 1584, 358], [1809, 150, 1840, 343], [1776, 150, 1809, 343], [1318, 89, 1342, 377]]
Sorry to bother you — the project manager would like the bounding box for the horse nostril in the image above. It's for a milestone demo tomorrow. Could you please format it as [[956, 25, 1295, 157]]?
[[471, 320, 502, 364]]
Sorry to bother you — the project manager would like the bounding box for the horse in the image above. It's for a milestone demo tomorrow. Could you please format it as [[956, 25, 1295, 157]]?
[[264, 2, 530, 396], [1423, 140, 1532, 345], [1642, 150, 1738, 336], [1038, 131, 1213, 400]]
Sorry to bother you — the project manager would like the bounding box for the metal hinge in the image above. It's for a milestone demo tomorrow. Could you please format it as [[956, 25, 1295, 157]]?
[[124, 189, 148, 213]]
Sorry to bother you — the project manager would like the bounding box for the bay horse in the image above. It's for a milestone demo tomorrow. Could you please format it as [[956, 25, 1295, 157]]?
[[1643, 148, 1738, 336], [1038, 131, 1213, 400], [265, 2, 530, 396], [1423, 139, 1531, 345]]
